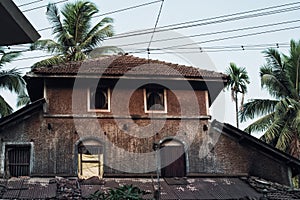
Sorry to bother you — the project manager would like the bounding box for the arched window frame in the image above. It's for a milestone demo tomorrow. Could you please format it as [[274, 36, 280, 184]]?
[[88, 87, 110, 112], [144, 87, 167, 113]]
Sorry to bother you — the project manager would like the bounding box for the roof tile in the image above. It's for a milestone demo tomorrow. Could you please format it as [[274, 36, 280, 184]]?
[[30, 55, 227, 79]]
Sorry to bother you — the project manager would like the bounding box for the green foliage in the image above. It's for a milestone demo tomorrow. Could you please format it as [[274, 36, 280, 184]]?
[[0, 47, 29, 117], [89, 184, 147, 200], [225, 62, 250, 128], [31, 0, 113, 68], [241, 39, 300, 158]]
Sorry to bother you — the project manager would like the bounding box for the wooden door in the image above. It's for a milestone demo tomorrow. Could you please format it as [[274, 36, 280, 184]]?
[[160, 141, 186, 177], [6, 145, 31, 177]]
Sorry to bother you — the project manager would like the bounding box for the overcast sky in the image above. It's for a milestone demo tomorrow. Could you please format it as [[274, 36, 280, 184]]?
[[4, 0, 300, 137]]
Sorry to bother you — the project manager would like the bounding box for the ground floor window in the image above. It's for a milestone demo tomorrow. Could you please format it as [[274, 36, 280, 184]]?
[[78, 141, 104, 179], [5, 145, 31, 177]]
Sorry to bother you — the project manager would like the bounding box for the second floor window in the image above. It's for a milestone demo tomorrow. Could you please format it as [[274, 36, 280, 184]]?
[[89, 87, 110, 112], [144, 88, 167, 113]]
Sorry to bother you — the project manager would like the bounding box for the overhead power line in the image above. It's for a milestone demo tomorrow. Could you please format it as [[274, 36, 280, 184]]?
[[18, 0, 43, 8], [37, 0, 162, 32], [109, 2, 300, 40], [22, 0, 68, 13], [148, 0, 165, 50], [114, 19, 300, 48], [93, 0, 162, 18], [128, 25, 300, 53], [5, 42, 290, 62]]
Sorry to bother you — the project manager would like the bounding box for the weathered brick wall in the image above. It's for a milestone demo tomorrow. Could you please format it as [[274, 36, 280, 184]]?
[[0, 111, 291, 186], [0, 79, 291, 186], [211, 133, 291, 186], [0, 111, 81, 176], [45, 79, 209, 116]]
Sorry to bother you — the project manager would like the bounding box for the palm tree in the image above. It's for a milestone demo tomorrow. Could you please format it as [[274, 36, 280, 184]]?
[[31, 0, 114, 68], [225, 62, 250, 128], [0, 47, 28, 117], [240, 39, 300, 158]]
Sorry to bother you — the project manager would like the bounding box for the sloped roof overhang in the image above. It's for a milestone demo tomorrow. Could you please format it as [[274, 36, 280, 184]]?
[[0, 0, 40, 45]]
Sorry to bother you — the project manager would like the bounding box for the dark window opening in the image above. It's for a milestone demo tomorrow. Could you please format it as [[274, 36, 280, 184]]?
[[146, 88, 165, 111], [89, 87, 109, 110], [5, 145, 31, 177]]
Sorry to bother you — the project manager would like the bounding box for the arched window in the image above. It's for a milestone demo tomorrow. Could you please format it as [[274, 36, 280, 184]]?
[[145, 87, 166, 112], [89, 87, 110, 111]]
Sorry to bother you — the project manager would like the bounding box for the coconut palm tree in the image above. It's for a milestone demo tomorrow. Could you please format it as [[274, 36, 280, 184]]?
[[0, 47, 28, 117], [225, 62, 250, 128], [240, 39, 300, 158], [31, 0, 113, 68]]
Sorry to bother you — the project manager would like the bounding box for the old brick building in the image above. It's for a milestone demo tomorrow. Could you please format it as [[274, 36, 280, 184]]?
[[0, 55, 299, 189]]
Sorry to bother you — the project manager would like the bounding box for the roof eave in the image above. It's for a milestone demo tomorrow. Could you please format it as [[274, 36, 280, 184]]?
[[24, 73, 228, 82], [0, 0, 40, 45], [0, 99, 45, 129]]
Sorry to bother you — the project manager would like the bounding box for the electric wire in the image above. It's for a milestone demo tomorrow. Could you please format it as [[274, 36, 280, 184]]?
[[146, 24, 300, 52], [37, 0, 162, 32], [18, 0, 43, 8], [114, 19, 300, 48], [22, 0, 68, 13], [113, 1, 300, 38], [109, 5, 300, 40], [147, 0, 165, 50], [92, 0, 162, 18]]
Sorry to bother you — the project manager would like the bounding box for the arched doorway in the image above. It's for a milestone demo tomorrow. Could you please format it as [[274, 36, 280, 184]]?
[[160, 139, 186, 177], [77, 139, 104, 179]]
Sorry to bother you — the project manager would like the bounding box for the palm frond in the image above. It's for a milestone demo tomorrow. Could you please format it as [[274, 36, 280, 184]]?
[[275, 123, 293, 152], [0, 95, 13, 117], [0, 69, 25, 94], [261, 74, 291, 98], [261, 48, 297, 99], [31, 55, 66, 68], [244, 112, 275, 134], [62, 0, 98, 43], [30, 39, 64, 54], [240, 99, 278, 122], [262, 48, 283, 71], [17, 92, 30, 107], [81, 23, 113, 51], [260, 117, 285, 144], [0, 50, 21, 67], [47, 3, 73, 46]]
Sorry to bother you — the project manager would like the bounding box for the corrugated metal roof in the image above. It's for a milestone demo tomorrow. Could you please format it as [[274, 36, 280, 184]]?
[[0, 178, 56, 199], [80, 177, 262, 199]]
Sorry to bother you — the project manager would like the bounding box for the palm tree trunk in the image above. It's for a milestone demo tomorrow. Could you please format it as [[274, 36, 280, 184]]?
[[235, 91, 239, 128]]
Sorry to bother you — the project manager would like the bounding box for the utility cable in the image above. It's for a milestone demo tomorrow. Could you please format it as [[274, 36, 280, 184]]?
[[114, 19, 300, 48], [18, 0, 43, 8], [147, 0, 165, 50], [151, 25, 300, 51], [37, 0, 162, 32], [22, 0, 68, 13], [93, 0, 162, 18], [110, 2, 300, 40]]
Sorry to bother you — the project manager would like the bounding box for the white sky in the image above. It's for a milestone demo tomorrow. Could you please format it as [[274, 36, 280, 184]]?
[[3, 0, 300, 137]]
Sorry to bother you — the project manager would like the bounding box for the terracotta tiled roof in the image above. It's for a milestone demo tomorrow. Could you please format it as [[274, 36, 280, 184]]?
[[30, 55, 227, 79]]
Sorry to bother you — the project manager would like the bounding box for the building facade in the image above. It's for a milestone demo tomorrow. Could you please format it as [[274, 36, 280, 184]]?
[[0, 55, 298, 187]]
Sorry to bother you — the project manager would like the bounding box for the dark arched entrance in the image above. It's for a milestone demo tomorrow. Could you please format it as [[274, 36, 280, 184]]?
[[160, 139, 186, 177]]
